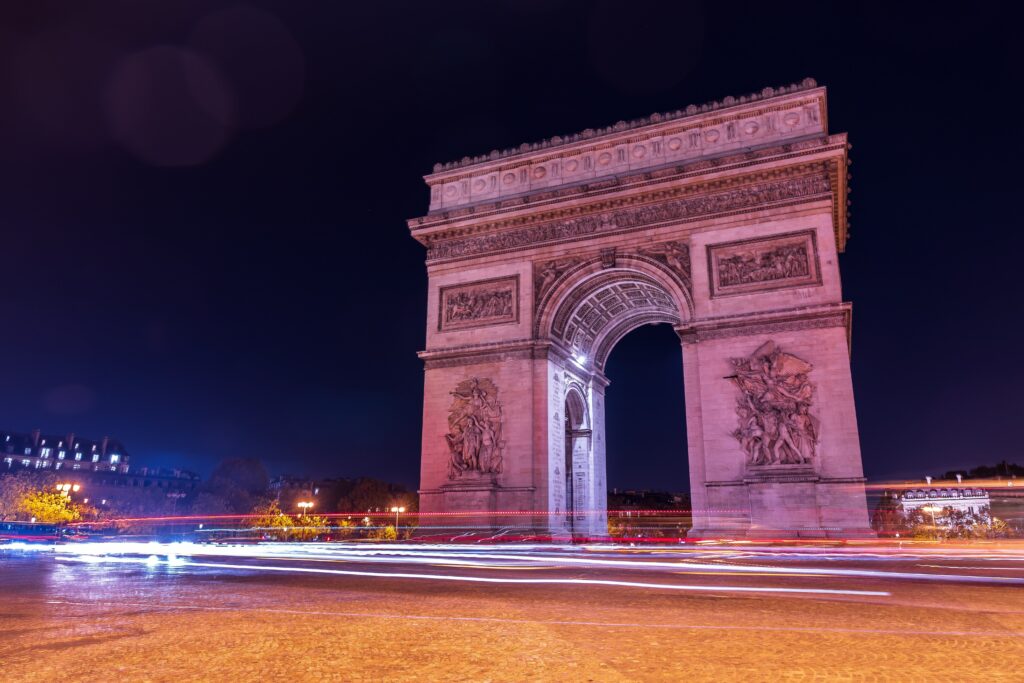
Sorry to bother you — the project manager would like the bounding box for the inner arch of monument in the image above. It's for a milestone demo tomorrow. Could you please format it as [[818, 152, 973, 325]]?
[[543, 266, 689, 535]]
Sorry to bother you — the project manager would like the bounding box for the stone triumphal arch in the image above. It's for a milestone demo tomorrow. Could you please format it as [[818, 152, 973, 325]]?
[[408, 79, 872, 538]]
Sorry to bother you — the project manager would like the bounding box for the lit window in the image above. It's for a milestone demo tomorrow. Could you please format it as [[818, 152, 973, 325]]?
[[75, 452, 82, 461], [21, 459, 30, 467], [3, 457, 11, 466], [92, 453, 99, 462], [41, 461, 49, 468], [41, 439, 46, 446], [24, 448, 31, 455], [110, 465, 117, 471], [58, 451, 66, 460], [110, 454, 120, 464], [72, 463, 81, 470], [41, 447, 51, 457], [55, 462, 62, 470]]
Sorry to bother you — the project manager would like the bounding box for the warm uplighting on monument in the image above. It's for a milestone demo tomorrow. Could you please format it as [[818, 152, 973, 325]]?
[[411, 79, 871, 539]]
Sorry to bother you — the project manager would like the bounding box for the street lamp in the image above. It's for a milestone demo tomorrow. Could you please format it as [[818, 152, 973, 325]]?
[[297, 501, 314, 517], [390, 506, 405, 535], [55, 482, 81, 499], [921, 505, 941, 527]]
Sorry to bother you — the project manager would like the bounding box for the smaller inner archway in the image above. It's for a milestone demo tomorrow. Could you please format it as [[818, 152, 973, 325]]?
[[563, 387, 590, 533]]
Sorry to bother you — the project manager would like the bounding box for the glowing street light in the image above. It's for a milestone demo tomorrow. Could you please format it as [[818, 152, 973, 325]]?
[[390, 506, 406, 535], [297, 501, 314, 517], [55, 482, 81, 498], [921, 505, 941, 527]]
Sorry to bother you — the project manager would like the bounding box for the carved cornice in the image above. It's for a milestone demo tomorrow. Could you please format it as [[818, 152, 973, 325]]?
[[675, 304, 852, 346], [428, 78, 827, 216], [412, 136, 843, 231], [419, 339, 542, 370], [424, 166, 831, 263], [430, 79, 821, 174]]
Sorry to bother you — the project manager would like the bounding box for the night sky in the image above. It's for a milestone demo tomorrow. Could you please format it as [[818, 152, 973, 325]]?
[[1, 2, 1020, 490]]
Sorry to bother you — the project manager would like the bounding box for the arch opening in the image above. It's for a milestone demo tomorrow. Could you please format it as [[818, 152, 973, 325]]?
[[547, 268, 690, 538], [604, 324, 688, 506]]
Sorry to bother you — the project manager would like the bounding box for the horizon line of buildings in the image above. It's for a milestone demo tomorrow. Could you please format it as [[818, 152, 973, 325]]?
[[2, 428, 199, 514]]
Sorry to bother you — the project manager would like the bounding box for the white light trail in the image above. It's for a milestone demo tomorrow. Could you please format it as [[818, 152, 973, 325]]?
[[59, 554, 891, 597]]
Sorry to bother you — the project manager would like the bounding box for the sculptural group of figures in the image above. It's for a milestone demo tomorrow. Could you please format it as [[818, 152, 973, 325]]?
[[718, 244, 809, 287], [444, 287, 513, 322], [445, 378, 504, 478], [730, 341, 819, 466]]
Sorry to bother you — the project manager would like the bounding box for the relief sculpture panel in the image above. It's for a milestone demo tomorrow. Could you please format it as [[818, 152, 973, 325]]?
[[439, 276, 519, 331], [444, 378, 505, 479], [708, 230, 820, 297], [636, 240, 691, 287], [728, 341, 819, 467], [534, 257, 584, 308]]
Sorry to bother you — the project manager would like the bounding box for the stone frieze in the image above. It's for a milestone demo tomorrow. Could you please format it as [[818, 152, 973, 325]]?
[[707, 230, 821, 297], [438, 276, 519, 332], [427, 174, 829, 262]]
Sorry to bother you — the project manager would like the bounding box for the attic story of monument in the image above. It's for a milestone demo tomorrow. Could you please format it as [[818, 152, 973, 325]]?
[[408, 78, 872, 538]]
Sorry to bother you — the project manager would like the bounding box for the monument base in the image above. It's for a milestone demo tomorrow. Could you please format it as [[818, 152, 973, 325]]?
[[688, 468, 876, 540], [420, 473, 537, 531]]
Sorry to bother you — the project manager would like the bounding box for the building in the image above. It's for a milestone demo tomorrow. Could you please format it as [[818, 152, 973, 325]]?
[[2, 429, 128, 474], [1, 428, 199, 514], [898, 485, 992, 522]]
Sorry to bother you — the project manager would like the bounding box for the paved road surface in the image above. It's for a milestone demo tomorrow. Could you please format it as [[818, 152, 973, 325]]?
[[2, 541, 1023, 681]]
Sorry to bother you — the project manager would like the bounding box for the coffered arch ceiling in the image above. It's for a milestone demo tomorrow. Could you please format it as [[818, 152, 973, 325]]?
[[550, 271, 682, 371]]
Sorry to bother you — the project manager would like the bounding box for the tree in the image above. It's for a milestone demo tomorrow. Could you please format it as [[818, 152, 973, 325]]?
[[202, 458, 270, 513], [248, 500, 294, 540], [0, 473, 58, 521], [19, 490, 81, 524], [331, 477, 416, 514], [291, 512, 331, 541], [870, 491, 909, 536]]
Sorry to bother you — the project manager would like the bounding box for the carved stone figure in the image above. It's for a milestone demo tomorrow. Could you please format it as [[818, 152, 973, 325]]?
[[728, 341, 819, 466], [444, 378, 504, 479], [637, 240, 691, 284], [534, 257, 582, 304]]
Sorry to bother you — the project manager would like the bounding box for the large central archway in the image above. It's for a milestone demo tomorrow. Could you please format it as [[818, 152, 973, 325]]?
[[539, 263, 689, 535], [412, 80, 874, 538]]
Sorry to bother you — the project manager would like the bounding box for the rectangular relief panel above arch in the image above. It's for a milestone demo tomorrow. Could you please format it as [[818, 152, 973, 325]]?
[[438, 275, 520, 332], [706, 230, 821, 298]]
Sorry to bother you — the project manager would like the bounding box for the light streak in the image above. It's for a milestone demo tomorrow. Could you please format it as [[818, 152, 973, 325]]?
[[9, 540, 1024, 587], [59, 554, 891, 597]]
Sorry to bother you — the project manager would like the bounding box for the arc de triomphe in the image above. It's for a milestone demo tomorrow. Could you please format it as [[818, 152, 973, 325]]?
[[408, 79, 872, 538]]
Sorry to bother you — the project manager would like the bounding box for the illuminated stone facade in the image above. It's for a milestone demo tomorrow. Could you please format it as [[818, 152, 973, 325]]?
[[409, 79, 872, 538]]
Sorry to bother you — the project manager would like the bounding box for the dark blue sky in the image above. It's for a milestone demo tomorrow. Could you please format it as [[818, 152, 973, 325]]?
[[0, 2, 1019, 489]]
